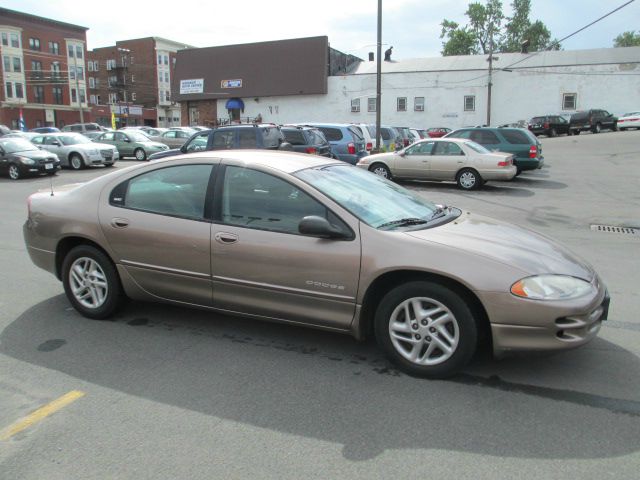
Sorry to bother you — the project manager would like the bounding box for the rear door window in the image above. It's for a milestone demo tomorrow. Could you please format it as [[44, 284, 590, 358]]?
[[319, 127, 343, 142], [405, 141, 435, 155], [238, 129, 257, 148], [307, 129, 327, 145], [433, 141, 463, 156], [212, 130, 235, 149], [184, 132, 210, 152], [283, 130, 306, 145], [470, 130, 500, 145], [501, 130, 531, 145], [449, 129, 471, 140]]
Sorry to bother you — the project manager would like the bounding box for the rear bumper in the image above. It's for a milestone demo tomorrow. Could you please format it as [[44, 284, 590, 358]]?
[[24, 221, 57, 276], [515, 157, 542, 171], [482, 166, 518, 181]]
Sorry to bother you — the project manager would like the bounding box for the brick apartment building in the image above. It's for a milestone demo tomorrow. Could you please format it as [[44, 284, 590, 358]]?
[[0, 7, 90, 130], [87, 37, 193, 128]]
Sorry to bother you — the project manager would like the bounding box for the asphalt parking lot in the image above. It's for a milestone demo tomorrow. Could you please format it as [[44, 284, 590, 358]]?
[[1, 131, 639, 479]]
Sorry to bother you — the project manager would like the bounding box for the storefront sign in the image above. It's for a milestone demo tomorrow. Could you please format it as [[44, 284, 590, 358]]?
[[221, 79, 242, 89], [180, 78, 204, 94]]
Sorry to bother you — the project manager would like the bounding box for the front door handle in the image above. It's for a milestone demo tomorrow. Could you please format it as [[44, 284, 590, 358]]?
[[110, 217, 129, 228], [215, 232, 238, 244]]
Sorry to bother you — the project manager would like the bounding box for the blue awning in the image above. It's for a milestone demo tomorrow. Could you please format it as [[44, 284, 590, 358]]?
[[225, 98, 244, 110]]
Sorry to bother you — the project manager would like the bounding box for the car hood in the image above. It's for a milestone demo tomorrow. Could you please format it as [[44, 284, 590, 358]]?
[[405, 212, 594, 280], [367, 151, 400, 161], [90, 142, 117, 150], [12, 149, 56, 160]]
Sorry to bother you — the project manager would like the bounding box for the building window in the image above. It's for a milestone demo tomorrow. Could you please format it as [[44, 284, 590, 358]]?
[[131, 74, 135, 83], [166, 90, 171, 101], [15, 83, 24, 98], [69, 67, 76, 81], [130, 56, 135, 64], [76, 66, 84, 80], [53, 87, 63, 104], [563, 93, 577, 110], [12, 57, 21, 73], [108, 92, 117, 104], [80, 88, 86, 103], [10, 33, 19, 48], [96, 95, 101, 104], [2, 56, 9, 72], [89, 94, 97, 104], [108, 75, 117, 87], [5, 82, 12, 98], [106, 59, 114, 70], [31, 60, 43, 79], [68, 44, 75, 57], [48, 41, 59, 55], [89, 77, 95, 88], [51, 62, 61, 80], [164, 72, 169, 83], [397, 97, 407, 112], [76, 45, 83, 59], [29, 38, 41, 50], [88, 61, 93, 72], [157, 54, 162, 65], [464, 95, 475, 112], [131, 92, 136, 101], [164, 55, 169, 65], [71, 88, 77, 103], [1, 33, 6, 46], [351, 98, 360, 113], [93, 61, 99, 71], [158, 72, 163, 83], [34, 86, 44, 103], [414, 97, 425, 111], [367, 97, 376, 112]]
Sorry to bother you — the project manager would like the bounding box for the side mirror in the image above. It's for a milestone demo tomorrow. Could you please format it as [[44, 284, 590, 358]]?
[[398, 151, 406, 157], [123, 138, 131, 143], [180, 144, 188, 153], [299, 216, 349, 239], [278, 141, 293, 151], [52, 140, 61, 146]]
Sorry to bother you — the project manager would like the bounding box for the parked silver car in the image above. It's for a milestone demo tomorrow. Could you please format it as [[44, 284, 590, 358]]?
[[32, 133, 119, 169], [23, 151, 609, 378]]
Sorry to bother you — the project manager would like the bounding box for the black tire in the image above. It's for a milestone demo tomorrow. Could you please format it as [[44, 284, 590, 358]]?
[[8, 163, 21, 180], [369, 163, 392, 180], [47, 171, 57, 176], [69, 153, 84, 170], [104, 163, 115, 168], [61, 245, 124, 320], [456, 168, 481, 190], [549, 128, 557, 138], [620, 127, 627, 132], [374, 281, 478, 378], [612, 123, 618, 132], [573, 130, 581, 136], [134, 148, 147, 161], [592, 123, 601, 134]]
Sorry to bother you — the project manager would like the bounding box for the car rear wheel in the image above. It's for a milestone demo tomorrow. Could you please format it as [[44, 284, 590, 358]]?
[[593, 123, 601, 134], [134, 148, 147, 161], [69, 153, 84, 170], [370, 163, 391, 179], [612, 123, 618, 132], [8, 163, 21, 180], [374, 281, 478, 378], [62, 245, 124, 319], [549, 128, 557, 137], [456, 168, 481, 190]]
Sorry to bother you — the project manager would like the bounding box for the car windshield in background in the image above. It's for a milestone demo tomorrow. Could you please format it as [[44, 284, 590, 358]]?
[[0, 138, 38, 153], [294, 164, 438, 229], [465, 141, 491, 154], [128, 132, 150, 142], [61, 135, 92, 145]]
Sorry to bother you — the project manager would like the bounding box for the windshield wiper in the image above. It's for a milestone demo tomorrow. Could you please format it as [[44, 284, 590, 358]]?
[[429, 205, 449, 221], [377, 217, 429, 229]]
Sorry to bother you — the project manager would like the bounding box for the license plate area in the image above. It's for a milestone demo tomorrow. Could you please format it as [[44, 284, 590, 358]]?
[[45, 163, 53, 170]]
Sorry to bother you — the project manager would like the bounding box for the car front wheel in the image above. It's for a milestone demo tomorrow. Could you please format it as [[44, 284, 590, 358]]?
[[134, 148, 147, 161], [374, 281, 478, 378], [69, 153, 84, 170], [370, 163, 391, 179], [8, 163, 21, 180], [62, 245, 124, 319]]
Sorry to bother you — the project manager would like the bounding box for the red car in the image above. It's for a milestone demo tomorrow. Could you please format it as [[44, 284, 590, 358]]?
[[427, 127, 452, 138]]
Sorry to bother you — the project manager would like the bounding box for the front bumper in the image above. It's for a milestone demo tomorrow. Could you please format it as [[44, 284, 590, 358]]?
[[477, 279, 609, 356]]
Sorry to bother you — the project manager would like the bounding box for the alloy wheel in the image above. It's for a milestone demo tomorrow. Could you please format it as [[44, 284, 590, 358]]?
[[68, 257, 109, 309], [458, 171, 476, 189], [8, 164, 20, 180]]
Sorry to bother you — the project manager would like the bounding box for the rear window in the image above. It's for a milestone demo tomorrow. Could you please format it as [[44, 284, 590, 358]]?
[[282, 129, 306, 145], [501, 130, 531, 145], [319, 127, 343, 142], [380, 128, 391, 141], [571, 112, 588, 121], [530, 117, 545, 124], [261, 127, 282, 148], [366, 125, 376, 137], [348, 126, 364, 141]]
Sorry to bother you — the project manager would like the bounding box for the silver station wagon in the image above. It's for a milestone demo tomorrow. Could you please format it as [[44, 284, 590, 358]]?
[[23, 151, 609, 378]]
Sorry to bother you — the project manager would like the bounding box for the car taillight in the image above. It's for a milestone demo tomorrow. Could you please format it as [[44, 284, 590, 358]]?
[[366, 142, 372, 151], [348, 143, 356, 155], [498, 158, 512, 167], [543, 122, 549, 129], [529, 145, 538, 158], [305, 147, 317, 154]]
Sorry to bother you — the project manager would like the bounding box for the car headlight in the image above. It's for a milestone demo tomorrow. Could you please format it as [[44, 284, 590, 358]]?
[[18, 157, 36, 165], [511, 275, 593, 300]]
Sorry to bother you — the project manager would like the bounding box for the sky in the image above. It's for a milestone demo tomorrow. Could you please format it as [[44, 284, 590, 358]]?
[[2, 0, 638, 58]]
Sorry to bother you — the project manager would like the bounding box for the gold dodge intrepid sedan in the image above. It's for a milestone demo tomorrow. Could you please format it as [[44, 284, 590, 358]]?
[[23, 150, 609, 378]]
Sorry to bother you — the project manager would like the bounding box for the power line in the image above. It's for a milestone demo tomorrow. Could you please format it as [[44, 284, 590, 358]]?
[[503, 0, 637, 70]]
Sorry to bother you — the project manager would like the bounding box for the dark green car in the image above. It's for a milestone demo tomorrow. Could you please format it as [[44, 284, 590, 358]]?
[[93, 131, 169, 161], [445, 127, 543, 173]]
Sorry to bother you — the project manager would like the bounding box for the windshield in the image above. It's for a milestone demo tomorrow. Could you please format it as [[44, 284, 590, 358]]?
[[60, 135, 92, 145], [0, 138, 39, 153], [465, 141, 491, 154], [127, 132, 150, 142], [294, 165, 438, 229]]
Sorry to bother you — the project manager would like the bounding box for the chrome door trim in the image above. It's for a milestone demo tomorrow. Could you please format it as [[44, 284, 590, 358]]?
[[213, 275, 356, 300], [121, 259, 210, 279]]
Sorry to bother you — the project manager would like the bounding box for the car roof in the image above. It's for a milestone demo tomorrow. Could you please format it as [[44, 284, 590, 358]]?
[[161, 150, 343, 174]]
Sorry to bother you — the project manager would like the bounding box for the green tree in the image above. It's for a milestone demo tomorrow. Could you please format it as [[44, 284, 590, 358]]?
[[613, 31, 640, 47], [440, 0, 559, 56]]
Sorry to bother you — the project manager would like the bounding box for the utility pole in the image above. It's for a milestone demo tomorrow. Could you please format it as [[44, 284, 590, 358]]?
[[72, 50, 84, 124], [375, 0, 382, 152], [117, 48, 130, 126], [486, 23, 494, 127]]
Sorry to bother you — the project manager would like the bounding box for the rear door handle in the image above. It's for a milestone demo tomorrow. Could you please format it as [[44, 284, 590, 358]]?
[[215, 232, 238, 244], [110, 218, 129, 228]]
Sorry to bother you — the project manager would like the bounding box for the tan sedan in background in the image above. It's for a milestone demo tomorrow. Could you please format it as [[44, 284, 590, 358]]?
[[23, 151, 609, 378], [357, 138, 517, 190]]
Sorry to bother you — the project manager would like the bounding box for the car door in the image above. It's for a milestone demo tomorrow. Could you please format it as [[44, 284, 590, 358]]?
[[210, 129, 236, 150], [115, 132, 134, 156], [394, 140, 435, 178], [160, 130, 176, 146], [99, 162, 217, 305], [429, 141, 466, 180], [42, 135, 67, 164], [97, 132, 117, 151], [210, 164, 361, 330]]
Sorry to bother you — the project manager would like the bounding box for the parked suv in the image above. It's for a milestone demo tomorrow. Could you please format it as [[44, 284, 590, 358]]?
[[569, 109, 618, 134], [528, 115, 570, 137], [148, 124, 292, 160], [281, 126, 332, 157], [445, 127, 543, 174], [298, 123, 368, 164]]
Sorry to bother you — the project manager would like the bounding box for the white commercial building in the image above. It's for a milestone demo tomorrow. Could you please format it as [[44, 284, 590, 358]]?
[[223, 46, 640, 129]]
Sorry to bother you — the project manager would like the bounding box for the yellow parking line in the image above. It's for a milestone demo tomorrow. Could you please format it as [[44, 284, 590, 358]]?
[[1, 390, 86, 441]]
